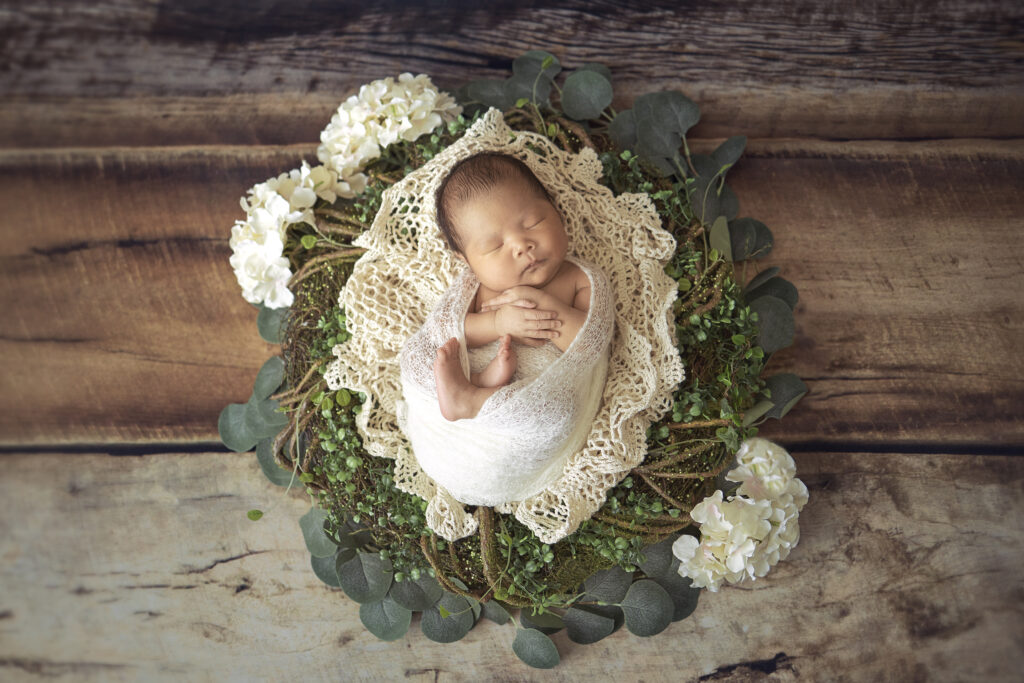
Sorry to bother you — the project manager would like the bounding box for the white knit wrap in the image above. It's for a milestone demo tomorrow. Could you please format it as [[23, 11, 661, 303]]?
[[324, 109, 684, 543]]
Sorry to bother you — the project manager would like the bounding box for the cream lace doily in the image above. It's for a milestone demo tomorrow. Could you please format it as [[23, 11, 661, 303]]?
[[325, 108, 684, 543]]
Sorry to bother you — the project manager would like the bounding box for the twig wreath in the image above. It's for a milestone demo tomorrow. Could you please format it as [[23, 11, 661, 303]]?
[[219, 52, 808, 668]]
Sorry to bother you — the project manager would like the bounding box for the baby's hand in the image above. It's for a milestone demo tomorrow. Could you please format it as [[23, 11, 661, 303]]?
[[480, 286, 558, 313], [491, 303, 561, 342]]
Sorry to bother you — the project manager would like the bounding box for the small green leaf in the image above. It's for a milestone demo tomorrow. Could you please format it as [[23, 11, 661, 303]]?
[[337, 552, 394, 604], [218, 403, 258, 452], [300, 234, 317, 250], [749, 295, 796, 353], [256, 304, 287, 344], [512, 627, 560, 669], [561, 69, 613, 121], [710, 216, 733, 262], [247, 509, 263, 521], [360, 597, 412, 641], [252, 356, 285, 400], [621, 579, 674, 637], [438, 605, 451, 618]]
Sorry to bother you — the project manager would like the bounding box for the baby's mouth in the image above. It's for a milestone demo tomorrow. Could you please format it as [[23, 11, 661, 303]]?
[[522, 259, 544, 275]]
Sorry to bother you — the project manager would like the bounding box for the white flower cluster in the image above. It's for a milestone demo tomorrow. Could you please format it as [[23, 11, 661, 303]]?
[[317, 73, 462, 190], [672, 438, 808, 592], [229, 161, 344, 309]]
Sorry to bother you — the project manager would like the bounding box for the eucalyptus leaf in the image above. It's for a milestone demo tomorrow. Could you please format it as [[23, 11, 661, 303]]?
[[728, 217, 774, 261], [466, 79, 513, 110], [633, 92, 683, 168], [746, 276, 798, 310], [720, 182, 739, 221], [504, 73, 551, 108], [244, 396, 289, 440], [420, 592, 474, 643], [218, 403, 258, 452], [448, 577, 481, 622], [729, 218, 758, 261], [690, 153, 719, 178], [687, 175, 720, 225], [749, 295, 796, 353], [635, 90, 700, 138], [763, 373, 808, 420], [620, 579, 674, 637], [389, 573, 444, 611], [609, 109, 637, 151], [512, 627, 560, 669], [711, 135, 747, 170], [709, 216, 733, 262], [741, 398, 774, 427], [360, 597, 412, 641], [252, 356, 285, 400], [638, 536, 677, 579], [255, 438, 294, 487], [583, 566, 633, 604], [337, 552, 393, 604], [482, 599, 512, 625], [650, 559, 701, 622], [577, 62, 612, 83], [561, 69, 613, 121], [257, 304, 287, 344], [520, 608, 564, 635], [310, 551, 342, 587], [745, 266, 781, 293], [300, 507, 336, 558], [563, 605, 616, 644], [512, 49, 561, 85]]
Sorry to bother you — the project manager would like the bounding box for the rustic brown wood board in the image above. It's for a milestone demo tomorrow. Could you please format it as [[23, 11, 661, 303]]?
[[2, 0, 1023, 680]]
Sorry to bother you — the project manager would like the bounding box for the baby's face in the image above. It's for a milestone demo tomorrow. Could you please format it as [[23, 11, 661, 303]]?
[[451, 178, 567, 293]]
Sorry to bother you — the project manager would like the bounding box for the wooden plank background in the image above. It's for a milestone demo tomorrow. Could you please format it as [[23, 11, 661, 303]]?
[[1, 0, 1022, 680]]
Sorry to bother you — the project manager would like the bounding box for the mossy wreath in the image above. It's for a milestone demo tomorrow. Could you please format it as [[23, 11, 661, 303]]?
[[219, 51, 808, 669]]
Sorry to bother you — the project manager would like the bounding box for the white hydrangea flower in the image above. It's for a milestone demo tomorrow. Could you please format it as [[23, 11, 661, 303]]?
[[317, 73, 461, 194], [726, 436, 798, 500], [228, 231, 293, 309], [674, 439, 809, 591]]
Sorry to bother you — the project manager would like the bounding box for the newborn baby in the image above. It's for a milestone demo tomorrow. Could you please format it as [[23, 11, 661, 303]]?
[[431, 152, 594, 421], [397, 151, 613, 507]]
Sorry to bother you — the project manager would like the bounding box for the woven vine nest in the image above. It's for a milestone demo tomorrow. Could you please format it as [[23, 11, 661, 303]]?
[[268, 106, 765, 612]]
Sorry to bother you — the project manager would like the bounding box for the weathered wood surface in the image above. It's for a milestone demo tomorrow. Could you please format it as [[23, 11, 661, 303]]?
[[2, 141, 1021, 447], [2, 0, 1023, 147], [0, 450, 1020, 681]]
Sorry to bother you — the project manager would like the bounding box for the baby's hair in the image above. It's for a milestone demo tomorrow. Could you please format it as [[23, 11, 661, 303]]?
[[435, 152, 553, 254]]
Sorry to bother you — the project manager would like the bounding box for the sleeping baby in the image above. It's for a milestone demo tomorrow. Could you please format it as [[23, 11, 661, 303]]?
[[398, 151, 614, 507]]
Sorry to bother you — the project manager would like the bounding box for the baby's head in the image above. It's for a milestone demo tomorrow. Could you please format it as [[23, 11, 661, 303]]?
[[435, 152, 568, 292]]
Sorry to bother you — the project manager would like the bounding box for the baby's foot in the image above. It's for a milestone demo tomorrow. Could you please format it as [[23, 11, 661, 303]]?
[[434, 338, 490, 421], [475, 335, 517, 388]]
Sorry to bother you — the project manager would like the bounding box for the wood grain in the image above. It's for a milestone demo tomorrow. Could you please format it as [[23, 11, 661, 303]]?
[[2, 141, 1022, 447], [0, 450, 1020, 681], [2, 0, 1023, 146]]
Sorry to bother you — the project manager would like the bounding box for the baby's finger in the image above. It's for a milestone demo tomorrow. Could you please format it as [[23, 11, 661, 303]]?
[[529, 318, 562, 331], [524, 309, 557, 321], [526, 330, 561, 340]]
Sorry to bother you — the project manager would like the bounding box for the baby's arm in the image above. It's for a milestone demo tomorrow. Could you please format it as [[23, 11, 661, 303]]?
[[464, 308, 561, 348], [482, 287, 585, 353]]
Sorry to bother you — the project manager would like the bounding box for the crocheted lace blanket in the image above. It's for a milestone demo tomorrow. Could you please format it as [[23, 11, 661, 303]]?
[[397, 256, 612, 510], [324, 108, 684, 543]]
